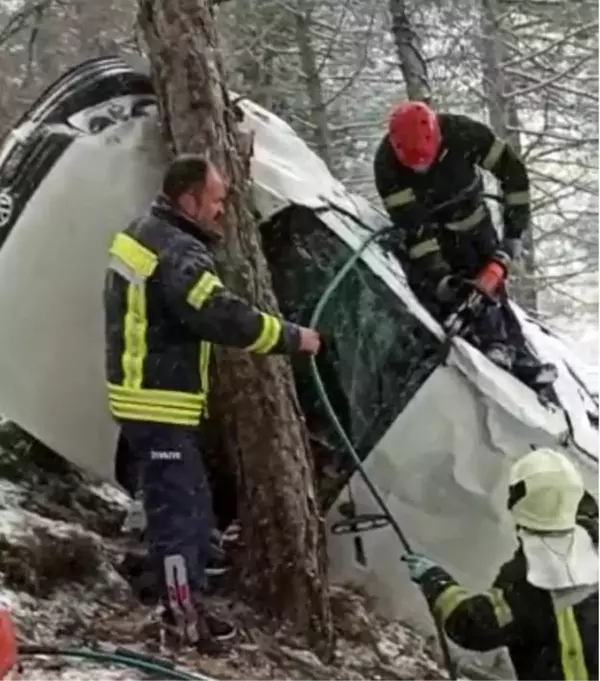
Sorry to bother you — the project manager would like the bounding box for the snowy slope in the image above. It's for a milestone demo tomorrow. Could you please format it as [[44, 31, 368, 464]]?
[[0, 422, 462, 681]]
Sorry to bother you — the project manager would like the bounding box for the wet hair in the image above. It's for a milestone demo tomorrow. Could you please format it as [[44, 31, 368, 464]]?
[[162, 154, 210, 202]]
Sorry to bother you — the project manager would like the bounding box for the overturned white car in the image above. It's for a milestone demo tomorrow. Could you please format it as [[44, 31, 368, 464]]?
[[0, 56, 596, 652]]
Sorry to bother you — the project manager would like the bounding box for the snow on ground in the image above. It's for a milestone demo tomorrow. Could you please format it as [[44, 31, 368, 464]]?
[[0, 422, 465, 681]]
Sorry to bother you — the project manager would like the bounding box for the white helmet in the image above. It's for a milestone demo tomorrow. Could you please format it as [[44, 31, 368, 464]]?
[[508, 448, 585, 532]]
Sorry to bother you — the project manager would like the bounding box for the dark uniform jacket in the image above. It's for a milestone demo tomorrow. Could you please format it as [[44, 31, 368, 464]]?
[[419, 515, 599, 680], [104, 195, 302, 427], [373, 114, 531, 294]]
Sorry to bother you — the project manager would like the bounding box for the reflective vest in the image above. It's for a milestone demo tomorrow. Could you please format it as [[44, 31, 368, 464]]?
[[105, 230, 211, 427]]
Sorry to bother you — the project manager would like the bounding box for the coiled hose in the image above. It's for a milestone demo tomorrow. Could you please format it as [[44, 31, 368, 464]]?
[[18, 643, 215, 680], [308, 225, 458, 680]]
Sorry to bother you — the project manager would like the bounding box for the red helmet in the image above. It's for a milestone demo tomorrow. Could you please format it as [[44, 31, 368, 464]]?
[[388, 101, 441, 171]]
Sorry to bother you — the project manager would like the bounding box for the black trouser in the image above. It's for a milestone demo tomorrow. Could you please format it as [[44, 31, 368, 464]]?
[[388, 216, 549, 385], [118, 421, 215, 602], [115, 432, 139, 498], [416, 283, 513, 352], [418, 284, 547, 386]]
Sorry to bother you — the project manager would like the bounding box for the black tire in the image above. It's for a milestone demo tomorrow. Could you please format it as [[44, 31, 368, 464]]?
[[11, 56, 154, 131]]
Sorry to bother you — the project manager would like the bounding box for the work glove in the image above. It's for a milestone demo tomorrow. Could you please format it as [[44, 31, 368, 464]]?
[[434, 274, 465, 303], [475, 258, 508, 298], [401, 552, 439, 583]]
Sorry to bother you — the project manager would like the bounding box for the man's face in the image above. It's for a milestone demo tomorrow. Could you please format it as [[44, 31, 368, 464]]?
[[180, 165, 226, 232]]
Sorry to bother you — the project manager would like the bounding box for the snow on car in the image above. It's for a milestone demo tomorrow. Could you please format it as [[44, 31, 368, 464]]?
[[0, 56, 596, 647]]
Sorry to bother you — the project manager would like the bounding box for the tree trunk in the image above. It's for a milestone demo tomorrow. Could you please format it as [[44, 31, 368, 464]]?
[[137, 0, 334, 657], [228, 4, 291, 114], [388, 0, 431, 102], [294, 1, 333, 168], [478, 0, 538, 313]]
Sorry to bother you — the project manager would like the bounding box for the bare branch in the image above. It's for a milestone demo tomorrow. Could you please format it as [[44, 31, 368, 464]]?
[[1, 0, 65, 45], [505, 52, 596, 99], [500, 20, 598, 70]]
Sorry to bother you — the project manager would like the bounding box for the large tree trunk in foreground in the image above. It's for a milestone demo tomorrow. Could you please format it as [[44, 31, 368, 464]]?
[[137, 0, 333, 656]]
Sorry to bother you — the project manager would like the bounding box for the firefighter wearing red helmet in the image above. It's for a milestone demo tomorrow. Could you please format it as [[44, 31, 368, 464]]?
[[374, 101, 557, 389]]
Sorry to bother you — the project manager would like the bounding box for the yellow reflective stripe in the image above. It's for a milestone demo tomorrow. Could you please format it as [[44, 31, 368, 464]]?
[[199, 341, 212, 418], [433, 585, 513, 628], [109, 233, 158, 278], [107, 383, 204, 409], [488, 587, 513, 627], [505, 190, 530, 206], [108, 384, 205, 425], [108, 387, 203, 426], [383, 187, 416, 208], [187, 272, 224, 309], [109, 403, 202, 426], [445, 204, 487, 232], [245, 314, 282, 354], [122, 283, 147, 389], [555, 606, 589, 681], [433, 585, 471, 624], [408, 238, 440, 260], [481, 138, 506, 171]]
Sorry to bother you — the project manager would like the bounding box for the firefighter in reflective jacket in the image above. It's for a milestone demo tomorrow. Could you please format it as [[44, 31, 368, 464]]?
[[104, 154, 321, 648], [374, 101, 557, 389], [402, 448, 598, 680]]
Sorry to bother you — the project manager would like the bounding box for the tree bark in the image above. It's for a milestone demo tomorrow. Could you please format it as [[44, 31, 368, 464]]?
[[137, 0, 333, 657], [294, 1, 333, 169], [478, 0, 538, 313], [388, 0, 431, 102]]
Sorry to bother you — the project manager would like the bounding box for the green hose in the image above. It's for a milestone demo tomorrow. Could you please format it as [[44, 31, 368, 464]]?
[[20, 225, 461, 680], [19, 644, 214, 681], [308, 225, 458, 680]]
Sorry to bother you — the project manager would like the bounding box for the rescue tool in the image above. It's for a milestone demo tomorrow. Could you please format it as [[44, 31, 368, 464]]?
[[443, 259, 507, 338]]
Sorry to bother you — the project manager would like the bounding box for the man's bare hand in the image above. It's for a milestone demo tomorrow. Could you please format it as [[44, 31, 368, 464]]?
[[298, 327, 321, 354]]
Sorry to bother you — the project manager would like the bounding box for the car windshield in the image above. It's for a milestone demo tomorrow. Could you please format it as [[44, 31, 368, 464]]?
[[262, 205, 442, 503]]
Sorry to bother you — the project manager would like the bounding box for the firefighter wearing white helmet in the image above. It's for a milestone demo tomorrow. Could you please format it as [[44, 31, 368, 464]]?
[[402, 448, 598, 680], [508, 447, 587, 531]]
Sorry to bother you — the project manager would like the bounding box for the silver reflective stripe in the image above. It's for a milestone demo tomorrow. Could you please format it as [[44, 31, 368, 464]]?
[[409, 238, 440, 259], [445, 204, 487, 231], [505, 190, 530, 206], [462, 174, 481, 195], [107, 255, 148, 284], [482, 138, 506, 171], [164, 554, 199, 643], [384, 187, 416, 208]]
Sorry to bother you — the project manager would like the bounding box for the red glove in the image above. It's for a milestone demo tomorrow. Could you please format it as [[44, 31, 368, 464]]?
[[475, 259, 507, 296]]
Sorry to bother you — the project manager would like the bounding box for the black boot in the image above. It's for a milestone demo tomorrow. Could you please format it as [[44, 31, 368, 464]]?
[[514, 359, 558, 391], [531, 362, 559, 387], [116, 548, 159, 605], [161, 601, 236, 654], [484, 343, 514, 371]]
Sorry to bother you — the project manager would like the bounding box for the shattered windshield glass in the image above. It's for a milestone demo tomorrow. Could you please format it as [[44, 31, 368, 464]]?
[[262, 205, 442, 503]]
